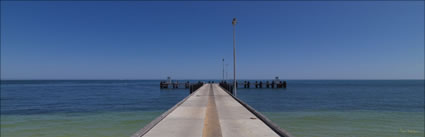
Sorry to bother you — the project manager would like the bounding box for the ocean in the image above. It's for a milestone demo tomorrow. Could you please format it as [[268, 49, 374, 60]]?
[[1, 80, 424, 137]]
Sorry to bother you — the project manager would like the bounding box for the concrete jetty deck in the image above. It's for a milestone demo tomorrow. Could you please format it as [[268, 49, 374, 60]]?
[[132, 84, 293, 137]]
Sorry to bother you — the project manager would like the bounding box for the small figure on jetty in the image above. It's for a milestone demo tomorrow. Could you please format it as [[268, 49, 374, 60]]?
[[259, 81, 263, 88], [173, 81, 179, 88], [271, 81, 275, 88], [244, 81, 247, 88], [278, 81, 282, 88], [255, 81, 258, 88], [266, 81, 270, 88], [185, 81, 190, 88], [247, 81, 250, 88]]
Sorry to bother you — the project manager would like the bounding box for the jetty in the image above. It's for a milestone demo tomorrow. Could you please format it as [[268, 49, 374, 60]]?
[[160, 81, 287, 89], [132, 84, 293, 137]]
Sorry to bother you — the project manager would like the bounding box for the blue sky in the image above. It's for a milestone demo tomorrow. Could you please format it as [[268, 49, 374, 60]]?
[[1, 1, 424, 80]]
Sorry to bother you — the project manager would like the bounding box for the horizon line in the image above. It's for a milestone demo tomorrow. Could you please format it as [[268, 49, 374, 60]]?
[[1, 78, 424, 81]]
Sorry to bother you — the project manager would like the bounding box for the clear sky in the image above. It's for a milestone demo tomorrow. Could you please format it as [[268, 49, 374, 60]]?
[[1, 1, 424, 80]]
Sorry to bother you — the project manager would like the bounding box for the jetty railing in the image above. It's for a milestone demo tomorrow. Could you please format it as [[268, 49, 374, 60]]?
[[189, 82, 204, 94], [219, 82, 234, 95]]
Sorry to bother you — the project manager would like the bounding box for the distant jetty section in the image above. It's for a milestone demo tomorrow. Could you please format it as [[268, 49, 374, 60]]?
[[160, 80, 287, 90], [132, 84, 293, 137]]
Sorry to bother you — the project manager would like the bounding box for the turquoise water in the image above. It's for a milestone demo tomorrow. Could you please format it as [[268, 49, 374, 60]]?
[[1, 80, 424, 137], [264, 111, 424, 137], [1, 111, 161, 137]]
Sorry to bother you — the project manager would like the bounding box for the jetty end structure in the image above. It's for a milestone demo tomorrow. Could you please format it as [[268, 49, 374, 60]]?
[[132, 84, 293, 137]]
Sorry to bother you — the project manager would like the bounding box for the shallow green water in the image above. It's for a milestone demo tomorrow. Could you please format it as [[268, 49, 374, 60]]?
[[1, 111, 162, 137], [2, 110, 423, 137], [264, 111, 424, 137]]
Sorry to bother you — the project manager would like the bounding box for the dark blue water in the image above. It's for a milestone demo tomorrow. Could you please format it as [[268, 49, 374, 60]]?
[[237, 80, 424, 112], [1, 80, 424, 115], [1, 80, 189, 115]]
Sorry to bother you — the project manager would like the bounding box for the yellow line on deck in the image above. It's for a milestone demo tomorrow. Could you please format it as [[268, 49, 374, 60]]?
[[202, 84, 223, 137]]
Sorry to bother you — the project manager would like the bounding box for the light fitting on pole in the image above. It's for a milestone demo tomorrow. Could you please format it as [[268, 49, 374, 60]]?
[[232, 18, 237, 25]]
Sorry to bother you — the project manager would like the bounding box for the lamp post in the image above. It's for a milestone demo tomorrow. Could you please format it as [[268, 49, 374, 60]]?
[[226, 64, 229, 82], [222, 58, 225, 82], [232, 18, 237, 96]]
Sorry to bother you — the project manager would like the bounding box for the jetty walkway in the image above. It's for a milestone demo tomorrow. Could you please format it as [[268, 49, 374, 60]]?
[[132, 84, 293, 137]]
